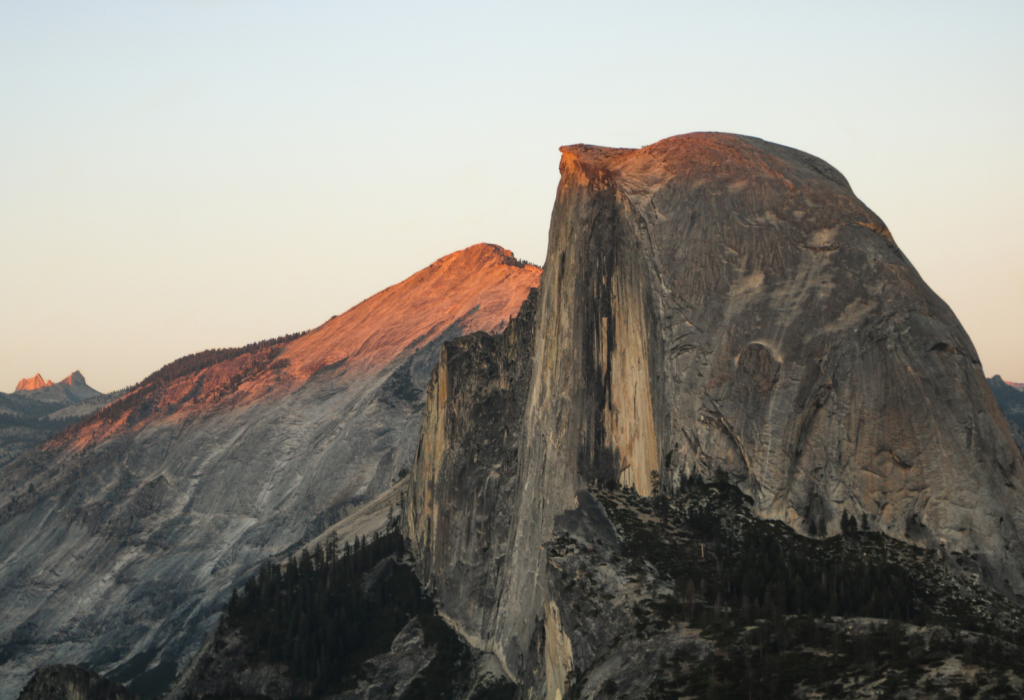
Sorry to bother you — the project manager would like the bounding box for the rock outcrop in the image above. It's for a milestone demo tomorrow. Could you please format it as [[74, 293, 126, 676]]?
[[0, 245, 539, 700], [407, 133, 1024, 697], [16, 665, 136, 700]]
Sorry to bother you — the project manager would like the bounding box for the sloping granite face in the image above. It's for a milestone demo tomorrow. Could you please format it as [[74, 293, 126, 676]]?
[[0, 245, 539, 700], [407, 133, 1024, 696]]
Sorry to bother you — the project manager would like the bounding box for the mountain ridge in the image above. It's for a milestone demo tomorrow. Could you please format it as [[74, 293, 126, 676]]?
[[989, 375, 1024, 456], [14, 371, 97, 402], [0, 372, 109, 468], [49, 243, 537, 454], [15, 374, 53, 392], [0, 243, 540, 700], [8, 135, 1024, 699]]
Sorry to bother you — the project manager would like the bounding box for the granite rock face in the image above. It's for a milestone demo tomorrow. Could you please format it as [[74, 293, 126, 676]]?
[[407, 133, 1024, 696], [0, 245, 539, 700], [407, 290, 538, 662]]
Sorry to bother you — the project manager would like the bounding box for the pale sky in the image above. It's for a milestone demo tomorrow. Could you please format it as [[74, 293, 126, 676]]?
[[2, 1, 1022, 392]]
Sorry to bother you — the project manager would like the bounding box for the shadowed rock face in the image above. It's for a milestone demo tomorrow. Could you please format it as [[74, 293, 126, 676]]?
[[989, 375, 1024, 456], [0, 245, 539, 700], [17, 665, 136, 700], [407, 133, 1024, 695]]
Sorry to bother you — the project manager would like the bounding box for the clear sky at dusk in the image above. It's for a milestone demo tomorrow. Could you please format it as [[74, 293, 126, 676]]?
[[2, 1, 1022, 392]]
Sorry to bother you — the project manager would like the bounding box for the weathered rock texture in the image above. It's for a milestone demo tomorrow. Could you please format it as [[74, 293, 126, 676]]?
[[0, 245, 539, 700], [407, 133, 1024, 697], [407, 288, 539, 674]]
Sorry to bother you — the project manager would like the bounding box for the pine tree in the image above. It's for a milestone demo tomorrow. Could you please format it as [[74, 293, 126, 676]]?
[[840, 510, 858, 535]]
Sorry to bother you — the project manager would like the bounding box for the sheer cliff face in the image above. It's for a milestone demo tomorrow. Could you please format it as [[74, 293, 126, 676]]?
[[408, 134, 1024, 692], [565, 136, 1024, 572], [0, 244, 539, 700]]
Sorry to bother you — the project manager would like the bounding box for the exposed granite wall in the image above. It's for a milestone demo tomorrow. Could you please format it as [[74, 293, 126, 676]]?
[[407, 133, 1024, 699]]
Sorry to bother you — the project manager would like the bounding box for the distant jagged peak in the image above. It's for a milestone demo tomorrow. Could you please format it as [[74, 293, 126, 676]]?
[[992, 375, 1024, 392], [15, 370, 89, 392], [59, 370, 87, 387], [15, 373, 53, 392]]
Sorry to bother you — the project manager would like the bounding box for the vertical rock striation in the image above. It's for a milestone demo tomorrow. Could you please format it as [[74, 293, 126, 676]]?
[[407, 133, 1024, 697]]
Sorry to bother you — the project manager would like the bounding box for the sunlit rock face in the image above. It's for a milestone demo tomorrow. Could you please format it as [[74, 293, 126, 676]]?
[[407, 133, 1024, 696], [0, 244, 539, 700], [13, 371, 100, 404], [15, 374, 53, 392]]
